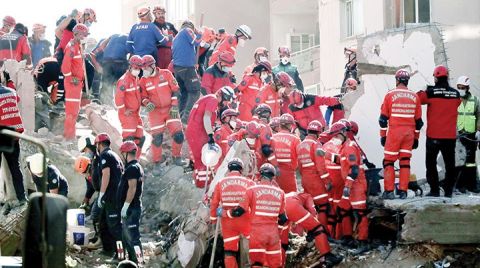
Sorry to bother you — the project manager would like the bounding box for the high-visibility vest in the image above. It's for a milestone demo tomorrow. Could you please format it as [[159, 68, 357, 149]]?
[[457, 95, 477, 133]]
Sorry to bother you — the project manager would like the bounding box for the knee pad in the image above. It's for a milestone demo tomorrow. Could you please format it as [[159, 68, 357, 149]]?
[[353, 209, 368, 220], [315, 203, 329, 214], [138, 136, 146, 148], [152, 133, 164, 146], [224, 250, 238, 257], [172, 131, 184, 144], [306, 224, 327, 242], [399, 157, 410, 168], [382, 159, 394, 168]]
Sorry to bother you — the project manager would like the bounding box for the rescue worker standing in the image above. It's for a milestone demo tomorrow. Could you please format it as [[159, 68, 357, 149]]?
[[0, 82, 27, 203], [172, 20, 202, 123], [272, 46, 304, 92], [208, 25, 252, 67], [61, 23, 89, 140], [95, 133, 125, 259], [379, 70, 423, 199], [115, 55, 145, 159], [0, 23, 32, 65], [229, 163, 286, 268], [201, 51, 236, 95], [118, 141, 144, 264], [26, 153, 69, 197], [185, 86, 235, 187], [417, 65, 461, 197], [455, 75, 480, 193], [29, 23, 51, 66], [152, 6, 178, 69], [139, 55, 184, 166], [211, 158, 254, 268]]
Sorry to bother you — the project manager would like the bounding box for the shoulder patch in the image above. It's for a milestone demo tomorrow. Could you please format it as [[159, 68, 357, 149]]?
[[52, 178, 57, 184], [348, 154, 356, 162], [102, 159, 106, 165], [215, 134, 221, 141], [255, 97, 261, 103], [120, 85, 126, 91], [241, 80, 247, 86]]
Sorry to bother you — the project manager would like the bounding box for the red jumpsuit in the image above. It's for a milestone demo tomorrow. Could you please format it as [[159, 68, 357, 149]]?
[[238, 181, 285, 268], [185, 94, 218, 187], [336, 139, 368, 241], [214, 123, 234, 169], [210, 171, 254, 268], [279, 192, 331, 265], [380, 85, 422, 192], [61, 40, 84, 140], [257, 83, 282, 118], [296, 136, 331, 227], [140, 68, 183, 163], [237, 74, 262, 122], [208, 34, 238, 67], [201, 64, 235, 95], [115, 71, 144, 158], [271, 130, 300, 193], [322, 138, 343, 237], [288, 94, 339, 133]]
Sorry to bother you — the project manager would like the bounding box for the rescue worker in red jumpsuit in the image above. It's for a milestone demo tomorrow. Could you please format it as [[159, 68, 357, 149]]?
[[256, 71, 293, 118], [237, 61, 272, 121], [252, 104, 277, 165], [139, 55, 185, 166], [201, 51, 236, 95], [279, 192, 343, 267], [271, 113, 301, 193], [229, 163, 287, 268], [61, 23, 89, 140], [185, 86, 235, 188], [208, 24, 252, 67], [325, 78, 358, 126], [152, 6, 178, 69], [288, 89, 340, 138], [214, 109, 239, 168], [211, 158, 255, 268], [270, 116, 281, 134], [296, 120, 331, 227], [243, 47, 269, 77], [115, 55, 145, 159], [228, 121, 268, 170], [380, 69, 423, 199]]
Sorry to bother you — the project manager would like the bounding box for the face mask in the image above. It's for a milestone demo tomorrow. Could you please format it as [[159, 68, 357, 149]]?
[[331, 138, 342, 146], [238, 38, 246, 47], [39, 33, 45, 40], [259, 56, 268, 62], [142, 68, 153, 77], [221, 66, 231, 73], [85, 21, 92, 28], [281, 57, 290, 65], [246, 137, 256, 145], [458, 90, 466, 97], [84, 151, 94, 159], [200, 40, 206, 47], [229, 120, 237, 129], [131, 69, 140, 77]]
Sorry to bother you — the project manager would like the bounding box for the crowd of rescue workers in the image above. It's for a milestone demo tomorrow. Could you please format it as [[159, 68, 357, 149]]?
[[0, 5, 479, 268]]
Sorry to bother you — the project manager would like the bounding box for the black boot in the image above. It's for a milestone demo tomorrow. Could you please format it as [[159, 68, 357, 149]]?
[[382, 191, 395, 200], [398, 190, 407, 199], [324, 252, 343, 267], [426, 191, 440, 197], [350, 240, 370, 255]]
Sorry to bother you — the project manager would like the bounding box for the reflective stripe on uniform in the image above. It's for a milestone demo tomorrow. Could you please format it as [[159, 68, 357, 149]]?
[[327, 165, 341, 169], [151, 124, 166, 130], [158, 82, 168, 87], [166, 119, 182, 124], [351, 200, 366, 205], [295, 213, 310, 225], [302, 162, 314, 168], [223, 235, 240, 243], [313, 193, 329, 200], [65, 98, 80, 102], [277, 159, 291, 163], [391, 114, 414, 118], [249, 249, 266, 253], [222, 202, 239, 207], [266, 250, 282, 255], [255, 211, 278, 217], [399, 149, 412, 154], [384, 151, 399, 155]]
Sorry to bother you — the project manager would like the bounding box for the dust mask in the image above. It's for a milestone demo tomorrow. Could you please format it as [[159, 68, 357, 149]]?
[[259, 56, 268, 62], [246, 138, 256, 145], [229, 120, 237, 129], [131, 69, 140, 77], [142, 68, 153, 78], [281, 57, 289, 65], [85, 21, 92, 28], [221, 66, 231, 73], [238, 38, 246, 47], [331, 138, 342, 146], [458, 90, 466, 97], [39, 33, 45, 40]]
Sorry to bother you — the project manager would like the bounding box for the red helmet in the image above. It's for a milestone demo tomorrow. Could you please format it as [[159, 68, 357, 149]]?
[[395, 69, 410, 83], [246, 121, 261, 137], [328, 122, 347, 136], [3, 16, 16, 27], [349, 120, 359, 135], [259, 163, 276, 179], [280, 113, 295, 125], [275, 71, 294, 87], [129, 55, 144, 68], [228, 157, 244, 171], [95, 133, 110, 143], [218, 51, 236, 67], [252, 60, 272, 73], [254, 104, 272, 116], [221, 108, 239, 122], [254, 47, 269, 59], [137, 7, 151, 18], [120, 141, 138, 153], [289, 90, 304, 106], [307, 120, 324, 133], [83, 8, 97, 22], [433, 65, 448, 78], [142, 55, 156, 67], [278, 46, 291, 57], [72, 23, 89, 36], [270, 117, 281, 130], [345, 78, 358, 88]]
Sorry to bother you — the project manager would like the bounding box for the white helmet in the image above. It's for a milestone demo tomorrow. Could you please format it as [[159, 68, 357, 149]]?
[[78, 134, 95, 152], [236, 24, 252, 39], [26, 153, 45, 176], [456, 75, 470, 86]]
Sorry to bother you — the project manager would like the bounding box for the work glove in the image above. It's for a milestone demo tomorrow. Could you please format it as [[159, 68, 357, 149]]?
[[342, 187, 351, 199], [121, 202, 129, 219], [363, 159, 376, 169], [380, 137, 386, 147], [145, 102, 155, 113], [169, 106, 179, 119], [216, 207, 223, 217], [207, 133, 215, 145], [97, 192, 105, 208], [413, 139, 419, 149], [71, 77, 80, 86], [230, 75, 237, 84]]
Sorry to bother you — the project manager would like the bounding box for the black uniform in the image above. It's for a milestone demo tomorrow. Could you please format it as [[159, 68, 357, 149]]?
[[32, 164, 69, 197]]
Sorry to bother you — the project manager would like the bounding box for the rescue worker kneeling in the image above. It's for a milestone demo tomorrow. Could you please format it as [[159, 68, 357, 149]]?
[[26, 153, 69, 197], [228, 163, 286, 268], [211, 158, 254, 268]]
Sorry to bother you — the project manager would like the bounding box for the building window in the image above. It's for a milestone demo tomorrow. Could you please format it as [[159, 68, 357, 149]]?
[[384, 0, 430, 29], [288, 34, 315, 53], [341, 0, 364, 39]]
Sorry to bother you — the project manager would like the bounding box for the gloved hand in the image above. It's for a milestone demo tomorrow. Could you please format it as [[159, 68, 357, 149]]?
[[381, 137, 386, 147], [170, 106, 179, 119], [207, 133, 215, 145], [216, 207, 223, 217], [145, 102, 156, 113], [230, 75, 237, 84], [342, 187, 351, 198], [363, 159, 376, 169], [121, 202, 130, 218], [71, 77, 79, 86], [413, 139, 419, 149], [97, 192, 105, 208]]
